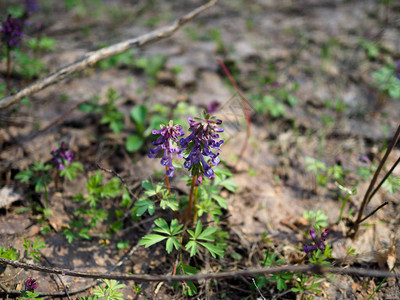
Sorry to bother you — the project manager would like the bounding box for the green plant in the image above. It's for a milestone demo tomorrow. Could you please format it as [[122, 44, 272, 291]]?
[[27, 37, 56, 53], [126, 105, 148, 152], [93, 280, 125, 300], [134, 54, 166, 86], [19, 290, 43, 300], [23, 238, 46, 262], [255, 251, 293, 291], [96, 49, 135, 70], [303, 210, 328, 231], [62, 171, 125, 243], [252, 95, 286, 117], [80, 88, 125, 134], [101, 88, 125, 133], [360, 39, 379, 59], [0, 246, 19, 261], [13, 49, 46, 79], [15, 161, 52, 193], [77, 279, 125, 300], [336, 183, 357, 224], [373, 65, 400, 99]]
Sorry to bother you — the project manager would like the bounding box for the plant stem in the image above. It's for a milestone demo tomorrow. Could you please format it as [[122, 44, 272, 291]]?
[[6, 46, 11, 94], [44, 182, 49, 210], [165, 166, 170, 193], [217, 58, 251, 168], [192, 186, 199, 224], [186, 175, 197, 224], [349, 123, 400, 238]]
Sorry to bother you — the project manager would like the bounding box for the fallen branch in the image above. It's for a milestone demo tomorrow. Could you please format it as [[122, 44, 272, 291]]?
[[0, 0, 218, 110], [0, 257, 398, 283]]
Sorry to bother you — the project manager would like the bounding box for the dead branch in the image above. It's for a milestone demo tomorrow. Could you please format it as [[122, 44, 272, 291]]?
[[0, 257, 398, 283], [0, 0, 218, 110]]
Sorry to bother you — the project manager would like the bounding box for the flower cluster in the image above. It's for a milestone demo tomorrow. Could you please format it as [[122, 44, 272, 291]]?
[[1, 15, 23, 48], [148, 121, 185, 177], [51, 142, 74, 170], [24, 0, 40, 15], [25, 278, 38, 291], [303, 229, 330, 253], [179, 112, 224, 178], [148, 112, 224, 181]]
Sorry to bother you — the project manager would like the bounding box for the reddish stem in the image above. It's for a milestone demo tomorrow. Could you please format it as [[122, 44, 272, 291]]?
[[217, 58, 251, 167], [186, 176, 197, 224], [165, 166, 170, 193]]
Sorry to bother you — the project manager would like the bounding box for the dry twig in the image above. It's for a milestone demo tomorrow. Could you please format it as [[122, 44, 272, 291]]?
[[0, 0, 218, 110]]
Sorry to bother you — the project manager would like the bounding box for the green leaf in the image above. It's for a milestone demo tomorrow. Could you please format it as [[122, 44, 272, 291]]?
[[130, 105, 148, 126], [139, 234, 167, 248], [153, 218, 170, 235], [121, 190, 132, 207], [212, 195, 227, 209], [141, 180, 154, 191], [160, 197, 179, 211], [110, 120, 124, 134], [15, 169, 34, 183], [133, 198, 155, 216], [198, 242, 224, 258], [126, 134, 144, 152], [185, 241, 198, 257], [198, 226, 217, 241], [165, 237, 180, 254]]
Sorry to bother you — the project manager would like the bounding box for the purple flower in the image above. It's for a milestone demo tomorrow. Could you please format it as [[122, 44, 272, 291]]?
[[25, 278, 38, 291], [395, 60, 400, 81], [180, 111, 224, 178], [303, 229, 330, 254], [206, 100, 221, 113], [51, 142, 74, 170], [148, 121, 185, 177], [1, 15, 23, 48], [263, 81, 279, 92], [24, 0, 40, 15]]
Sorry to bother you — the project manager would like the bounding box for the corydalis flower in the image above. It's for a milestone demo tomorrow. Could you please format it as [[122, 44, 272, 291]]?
[[24, 0, 40, 15], [1, 15, 23, 48], [148, 121, 185, 177], [303, 229, 330, 253], [206, 100, 220, 113], [51, 142, 74, 170], [25, 278, 38, 291], [180, 111, 224, 178]]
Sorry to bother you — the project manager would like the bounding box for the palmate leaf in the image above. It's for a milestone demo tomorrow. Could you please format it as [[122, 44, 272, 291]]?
[[185, 241, 198, 257], [133, 198, 155, 216], [139, 234, 167, 248], [165, 237, 181, 254], [198, 242, 224, 258], [140, 218, 183, 253]]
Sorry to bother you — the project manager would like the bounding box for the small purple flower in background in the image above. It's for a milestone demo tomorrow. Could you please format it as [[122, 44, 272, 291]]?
[[51, 142, 74, 170], [303, 229, 330, 253], [180, 111, 224, 178], [395, 60, 400, 80], [359, 155, 370, 164], [25, 278, 38, 291], [263, 81, 279, 92], [148, 121, 185, 177], [24, 0, 40, 15], [1, 15, 23, 48], [206, 100, 221, 113]]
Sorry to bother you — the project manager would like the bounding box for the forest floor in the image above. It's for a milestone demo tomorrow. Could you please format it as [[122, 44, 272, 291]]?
[[1, 0, 400, 299]]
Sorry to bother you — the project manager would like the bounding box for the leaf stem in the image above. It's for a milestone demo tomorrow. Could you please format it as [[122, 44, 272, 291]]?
[[192, 186, 199, 224], [186, 176, 197, 224], [165, 166, 170, 193]]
